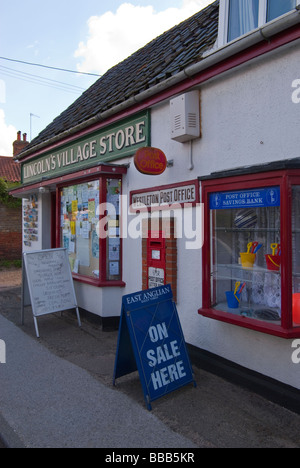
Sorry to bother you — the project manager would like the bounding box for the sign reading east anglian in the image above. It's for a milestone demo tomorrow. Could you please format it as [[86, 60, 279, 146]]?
[[113, 285, 196, 410]]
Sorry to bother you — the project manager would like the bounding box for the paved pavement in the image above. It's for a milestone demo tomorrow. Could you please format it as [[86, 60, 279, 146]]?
[[0, 286, 300, 448], [0, 312, 196, 449]]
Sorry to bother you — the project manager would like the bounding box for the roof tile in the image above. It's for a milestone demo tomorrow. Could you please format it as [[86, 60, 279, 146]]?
[[0, 156, 21, 183]]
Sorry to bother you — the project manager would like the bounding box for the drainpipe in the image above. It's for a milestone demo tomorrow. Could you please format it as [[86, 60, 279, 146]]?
[[188, 141, 194, 171]]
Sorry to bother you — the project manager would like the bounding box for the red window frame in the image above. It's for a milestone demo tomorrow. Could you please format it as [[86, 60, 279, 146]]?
[[199, 169, 300, 339], [56, 173, 125, 288]]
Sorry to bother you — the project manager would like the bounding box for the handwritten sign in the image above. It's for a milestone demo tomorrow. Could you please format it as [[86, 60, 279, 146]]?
[[113, 285, 196, 410], [23, 249, 81, 338]]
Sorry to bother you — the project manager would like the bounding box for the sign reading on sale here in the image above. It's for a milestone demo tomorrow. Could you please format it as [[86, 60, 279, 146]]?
[[113, 284, 196, 410]]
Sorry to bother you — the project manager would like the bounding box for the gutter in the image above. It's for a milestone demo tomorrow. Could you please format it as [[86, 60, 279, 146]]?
[[187, 8, 300, 75], [15, 9, 300, 162]]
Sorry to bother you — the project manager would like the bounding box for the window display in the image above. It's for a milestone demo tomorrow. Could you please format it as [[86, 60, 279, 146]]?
[[200, 170, 300, 339], [106, 178, 121, 281], [210, 187, 281, 323], [59, 176, 122, 285], [60, 180, 100, 278], [292, 186, 300, 327], [23, 194, 38, 247]]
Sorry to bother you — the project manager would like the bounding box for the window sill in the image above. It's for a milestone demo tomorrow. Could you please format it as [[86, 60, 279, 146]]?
[[198, 308, 300, 339], [72, 273, 126, 288]]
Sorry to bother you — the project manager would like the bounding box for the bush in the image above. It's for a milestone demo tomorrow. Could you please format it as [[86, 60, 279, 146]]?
[[0, 259, 22, 269], [0, 178, 22, 208]]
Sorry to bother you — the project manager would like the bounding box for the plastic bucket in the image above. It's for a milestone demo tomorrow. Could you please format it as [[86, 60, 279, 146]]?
[[240, 252, 256, 268], [265, 254, 281, 271], [292, 293, 300, 325], [226, 291, 240, 309]]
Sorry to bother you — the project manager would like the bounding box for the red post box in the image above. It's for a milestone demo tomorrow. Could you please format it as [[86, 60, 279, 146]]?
[[147, 231, 166, 289]]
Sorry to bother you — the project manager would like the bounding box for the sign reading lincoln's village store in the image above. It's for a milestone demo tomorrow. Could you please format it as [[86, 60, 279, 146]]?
[[22, 111, 150, 184], [11, 0, 300, 414]]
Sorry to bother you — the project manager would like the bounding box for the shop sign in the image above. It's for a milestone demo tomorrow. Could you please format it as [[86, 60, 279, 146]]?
[[134, 147, 167, 175], [131, 180, 199, 211], [22, 111, 150, 184], [210, 187, 280, 210], [113, 284, 196, 410]]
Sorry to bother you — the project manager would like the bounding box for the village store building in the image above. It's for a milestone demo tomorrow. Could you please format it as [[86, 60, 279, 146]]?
[[12, 1, 300, 403]]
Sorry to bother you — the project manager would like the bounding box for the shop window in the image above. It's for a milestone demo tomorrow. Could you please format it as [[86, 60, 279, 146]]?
[[200, 171, 300, 339], [292, 187, 300, 327], [58, 176, 123, 287]]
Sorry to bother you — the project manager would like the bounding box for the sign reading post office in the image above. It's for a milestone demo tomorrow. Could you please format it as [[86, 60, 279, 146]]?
[[113, 284, 196, 410]]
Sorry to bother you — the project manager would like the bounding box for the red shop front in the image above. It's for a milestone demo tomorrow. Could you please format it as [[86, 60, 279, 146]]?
[[199, 160, 300, 339]]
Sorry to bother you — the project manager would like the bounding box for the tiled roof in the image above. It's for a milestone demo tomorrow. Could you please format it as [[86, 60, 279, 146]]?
[[0, 156, 21, 182], [18, 0, 219, 157]]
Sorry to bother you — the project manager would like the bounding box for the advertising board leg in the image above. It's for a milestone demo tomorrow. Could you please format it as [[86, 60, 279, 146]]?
[[76, 307, 81, 328], [33, 316, 40, 339]]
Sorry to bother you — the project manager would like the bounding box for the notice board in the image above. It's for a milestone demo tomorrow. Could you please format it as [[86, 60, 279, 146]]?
[[113, 284, 196, 410], [22, 248, 81, 338]]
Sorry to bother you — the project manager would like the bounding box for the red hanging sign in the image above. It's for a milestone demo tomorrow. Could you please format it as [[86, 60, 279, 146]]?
[[134, 147, 167, 175]]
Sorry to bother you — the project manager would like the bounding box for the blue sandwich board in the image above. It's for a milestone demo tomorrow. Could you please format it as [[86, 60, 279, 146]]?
[[113, 285, 196, 410]]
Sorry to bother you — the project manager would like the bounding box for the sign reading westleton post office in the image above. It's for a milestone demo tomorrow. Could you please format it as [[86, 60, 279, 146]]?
[[113, 285, 196, 410]]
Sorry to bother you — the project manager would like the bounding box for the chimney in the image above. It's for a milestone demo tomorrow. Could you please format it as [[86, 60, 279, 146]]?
[[13, 130, 30, 156]]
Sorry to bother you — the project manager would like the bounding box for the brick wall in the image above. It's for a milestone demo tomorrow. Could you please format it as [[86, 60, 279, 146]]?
[[142, 216, 177, 302], [0, 204, 22, 260]]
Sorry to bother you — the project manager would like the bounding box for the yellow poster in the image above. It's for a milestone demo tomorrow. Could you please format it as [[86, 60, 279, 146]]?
[[72, 200, 78, 213], [70, 221, 76, 235]]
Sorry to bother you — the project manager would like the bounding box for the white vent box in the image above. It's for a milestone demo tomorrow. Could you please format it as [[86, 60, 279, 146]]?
[[170, 90, 201, 143]]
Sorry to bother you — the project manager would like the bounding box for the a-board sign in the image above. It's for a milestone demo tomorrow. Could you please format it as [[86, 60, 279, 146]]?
[[22, 248, 81, 338], [113, 284, 196, 410]]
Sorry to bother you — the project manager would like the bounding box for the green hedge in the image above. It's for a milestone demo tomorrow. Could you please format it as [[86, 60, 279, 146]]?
[[0, 178, 22, 208]]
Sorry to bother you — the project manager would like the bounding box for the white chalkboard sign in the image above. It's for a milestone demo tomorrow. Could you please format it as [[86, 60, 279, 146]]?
[[22, 248, 81, 338]]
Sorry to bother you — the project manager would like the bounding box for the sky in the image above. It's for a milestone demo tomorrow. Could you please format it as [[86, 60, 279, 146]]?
[[0, 0, 212, 156]]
